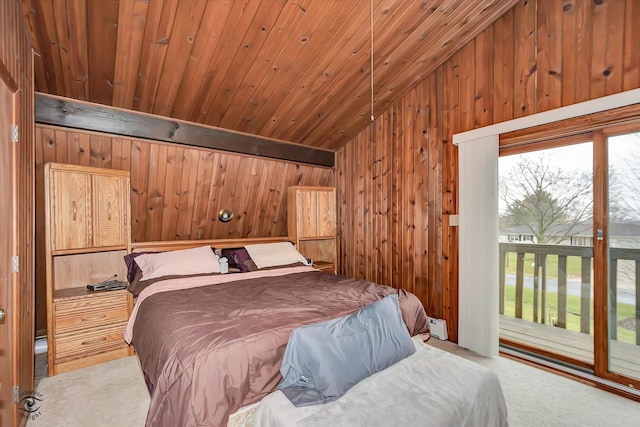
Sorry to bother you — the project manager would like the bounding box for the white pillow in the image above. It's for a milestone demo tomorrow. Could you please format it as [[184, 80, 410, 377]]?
[[244, 242, 308, 269], [134, 246, 220, 280]]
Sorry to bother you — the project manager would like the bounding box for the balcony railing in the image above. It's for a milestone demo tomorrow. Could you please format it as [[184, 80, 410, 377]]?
[[499, 242, 640, 345]]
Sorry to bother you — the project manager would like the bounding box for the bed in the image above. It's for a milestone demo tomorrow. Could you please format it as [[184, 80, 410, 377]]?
[[124, 238, 430, 427], [125, 239, 428, 426]]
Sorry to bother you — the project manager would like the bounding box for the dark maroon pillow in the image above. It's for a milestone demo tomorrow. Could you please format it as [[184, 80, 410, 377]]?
[[230, 248, 258, 272]]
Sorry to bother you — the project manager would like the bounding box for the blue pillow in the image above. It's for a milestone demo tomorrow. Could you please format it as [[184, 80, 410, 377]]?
[[278, 294, 415, 406]]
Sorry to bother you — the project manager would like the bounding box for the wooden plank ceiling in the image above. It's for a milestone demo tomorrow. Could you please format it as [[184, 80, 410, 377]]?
[[22, 0, 517, 150]]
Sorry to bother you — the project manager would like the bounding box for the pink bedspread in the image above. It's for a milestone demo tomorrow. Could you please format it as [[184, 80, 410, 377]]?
[[127, 268, 429, 427]]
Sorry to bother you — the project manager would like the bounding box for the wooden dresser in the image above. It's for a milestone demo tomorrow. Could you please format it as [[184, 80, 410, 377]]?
[[287, 186, 337, 273], [44, 163, 133, 375]]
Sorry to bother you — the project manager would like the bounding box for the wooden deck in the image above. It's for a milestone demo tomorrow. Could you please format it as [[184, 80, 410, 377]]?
[[500, 315, 640, 380]]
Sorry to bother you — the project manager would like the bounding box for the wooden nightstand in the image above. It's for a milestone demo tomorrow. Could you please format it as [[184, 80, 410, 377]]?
[[312, 261, 336, 273], [50, 287, 132, 375], [45, 163, 133, 375]]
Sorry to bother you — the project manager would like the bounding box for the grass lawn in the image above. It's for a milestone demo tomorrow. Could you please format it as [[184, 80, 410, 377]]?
[[504, 253, 587, 279], [503, 285, 637, 344]]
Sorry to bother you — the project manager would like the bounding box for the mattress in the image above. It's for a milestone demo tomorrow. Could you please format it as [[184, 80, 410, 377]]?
[[227, 402, 259, 427], [253, 337, 509, 427]]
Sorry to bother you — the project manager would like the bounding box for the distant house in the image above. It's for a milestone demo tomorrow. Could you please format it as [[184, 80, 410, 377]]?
[[499, 224, 535, 244], [499, 221, 640, 247]]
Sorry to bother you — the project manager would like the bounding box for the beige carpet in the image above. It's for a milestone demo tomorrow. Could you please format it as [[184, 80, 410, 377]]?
[[429, 339, 640, 427], [28, 356, 149, 427], [30, 343, 640, 427]]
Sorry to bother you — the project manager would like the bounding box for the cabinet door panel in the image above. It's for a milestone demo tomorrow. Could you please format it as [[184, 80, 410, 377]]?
[[316, 190, 336, 237], [51, 171, 92, 250], [297, 190, 317, 238], [92, 175, 127, 247]]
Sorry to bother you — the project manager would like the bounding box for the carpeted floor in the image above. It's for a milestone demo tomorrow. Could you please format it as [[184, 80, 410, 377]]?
[[30, 341, 640, 427], [428, 339, 640, 427], [28, 356, 149, 427]]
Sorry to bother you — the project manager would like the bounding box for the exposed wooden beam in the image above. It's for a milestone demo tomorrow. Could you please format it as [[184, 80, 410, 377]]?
[[35, 93, 335, 167]]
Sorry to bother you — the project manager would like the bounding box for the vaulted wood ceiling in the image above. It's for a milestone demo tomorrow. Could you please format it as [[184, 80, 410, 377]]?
[[22, 0, 517, 150]]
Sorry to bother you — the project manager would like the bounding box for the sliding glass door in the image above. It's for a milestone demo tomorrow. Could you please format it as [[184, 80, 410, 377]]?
[[499, 126, 640, 389], [606, 131, 640, 382], [498, 141, 595, 368]]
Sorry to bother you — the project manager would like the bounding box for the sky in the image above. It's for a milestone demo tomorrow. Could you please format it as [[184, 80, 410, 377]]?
[[499, 141, 592, 174], [498, 133, 640, 218]]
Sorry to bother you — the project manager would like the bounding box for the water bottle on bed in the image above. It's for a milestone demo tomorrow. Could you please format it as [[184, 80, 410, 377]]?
[[219, 257, 229, 274]]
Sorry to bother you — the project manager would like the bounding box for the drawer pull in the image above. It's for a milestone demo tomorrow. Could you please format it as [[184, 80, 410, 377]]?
[[80, 314, 108, 322], [81, 337, 107, 346], [72, 201, 77, 221]]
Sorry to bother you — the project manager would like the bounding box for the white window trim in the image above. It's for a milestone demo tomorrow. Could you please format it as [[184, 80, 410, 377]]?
[[453, 89, 640, 357]]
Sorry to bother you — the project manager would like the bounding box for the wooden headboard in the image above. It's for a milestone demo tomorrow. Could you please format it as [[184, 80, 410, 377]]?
[[130, 236, 291, 253]]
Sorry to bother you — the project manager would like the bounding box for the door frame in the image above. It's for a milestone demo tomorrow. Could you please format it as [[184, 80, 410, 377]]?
[[594, 125, 640, 389], [0, 68, 18, 426], [592, 129, 609, 379], [0, 54, 35, 425]]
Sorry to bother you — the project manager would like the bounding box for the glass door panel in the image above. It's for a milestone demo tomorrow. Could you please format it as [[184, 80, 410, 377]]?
[[607, 132, 640, 381], [499, 142, 594, 367]]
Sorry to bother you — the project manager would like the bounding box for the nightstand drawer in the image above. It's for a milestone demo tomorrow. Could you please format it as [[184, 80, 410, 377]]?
[[54, 323, 128, 363], [54, 293, 129, 335]]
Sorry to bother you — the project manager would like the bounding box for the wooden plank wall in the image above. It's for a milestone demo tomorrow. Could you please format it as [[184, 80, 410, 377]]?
[[336, 0, 640, 343], [34, 125, 333, 332], [1, 0, 35, 420]]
